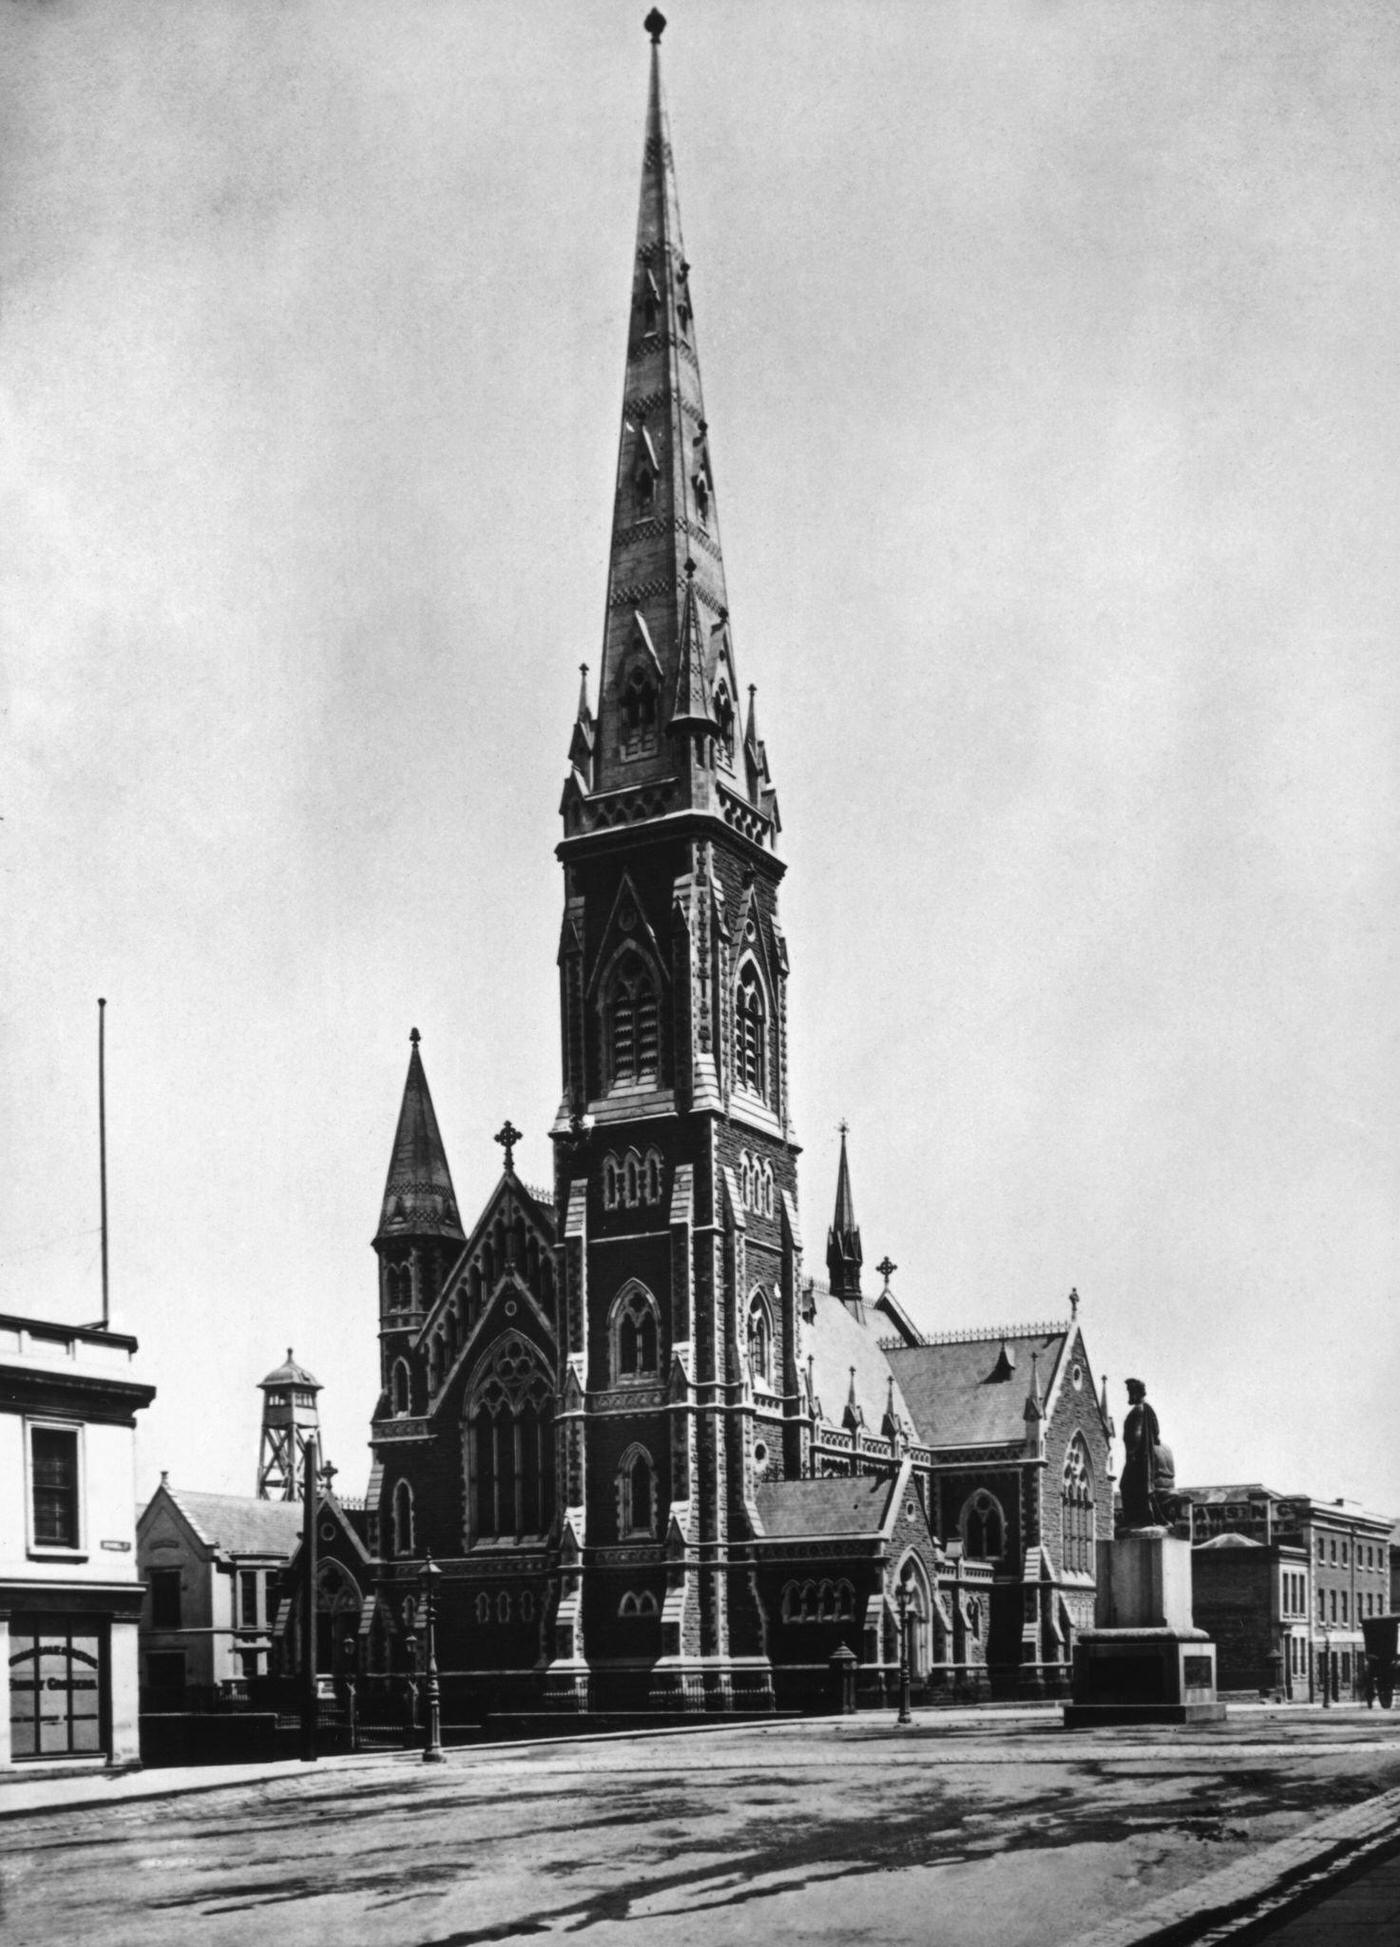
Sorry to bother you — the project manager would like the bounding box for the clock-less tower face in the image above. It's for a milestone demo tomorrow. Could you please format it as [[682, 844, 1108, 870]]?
[[546, 23, 801, 1712]]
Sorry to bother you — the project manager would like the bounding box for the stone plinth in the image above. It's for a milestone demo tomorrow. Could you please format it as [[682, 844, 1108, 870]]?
[[1100, 1530, 1195, 1632], [1065, 1531, 1225, 1727]]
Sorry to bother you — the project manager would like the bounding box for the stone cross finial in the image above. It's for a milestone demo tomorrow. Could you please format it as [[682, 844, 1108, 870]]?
[[494, 1120, 523, 1174], [838, 1118, 849, 1139], [876, 1256, 897, 1286]]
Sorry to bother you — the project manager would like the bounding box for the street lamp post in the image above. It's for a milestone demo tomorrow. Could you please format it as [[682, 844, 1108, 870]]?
[[420, 1552, 445, 1763], [299, 1432, 319, 1763], [895, 1576, 912, 1727], [342, 1634, 358, 1754]]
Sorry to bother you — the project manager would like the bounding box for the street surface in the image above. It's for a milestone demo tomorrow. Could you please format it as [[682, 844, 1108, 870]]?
[[4, 1711, 1400, 1947]]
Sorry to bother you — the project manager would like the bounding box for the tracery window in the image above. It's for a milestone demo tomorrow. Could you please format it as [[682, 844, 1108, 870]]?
[[612, 1282, 660, 1382], [620, 663, 658, 759], [1062, 1436, 1095, 1575], [467, 1335, 555, 1541], [617, 1444, 656, 1539], [961, 1490, 1005, 1562], [609, 955, 660, 1087], [734, 964, 768, 1101]]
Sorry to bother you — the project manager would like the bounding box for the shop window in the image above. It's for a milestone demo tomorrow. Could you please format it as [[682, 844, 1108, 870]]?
[[8, 1623, 104, 1760]]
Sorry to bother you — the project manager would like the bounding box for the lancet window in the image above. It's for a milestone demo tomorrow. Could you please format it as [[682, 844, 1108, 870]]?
[[466, 1335, 554, 1542], [617, 1444, 656, 1539], [747, 1289, 774, 1386], [612, 1282, 660, 1382], [390, 1359, 411, 1418], [1062, 1436, 1095, 1575], [734, 963, 768, 1102], [608, 954, 660, 1088], [620, 663, 658, 759]]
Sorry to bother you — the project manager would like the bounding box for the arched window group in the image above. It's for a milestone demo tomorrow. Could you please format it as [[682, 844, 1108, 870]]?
[[1062, 1437, 1095, 1574], [781, 1579, 855, 1624], [612, 1282, 661, 1383], [618, 1589, 659, 1618], [609, 954, 660, 1088], [467, 1335, 554, 1542], [620, 663, 658, 759], [747, 1289, 774, 1386], [734, 963, 768, 1102], [616, 1444, 656, 1539], [738, 1150, 774, 1216], [472, 1589, 537, 1625], [961, 1491, 1005, 1561], [602, 1146, 665, 1211], [385, 1261, 413, 1311]]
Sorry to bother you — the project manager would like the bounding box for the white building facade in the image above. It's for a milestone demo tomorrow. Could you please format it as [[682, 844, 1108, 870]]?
[[1, 1313, 154, 1767]]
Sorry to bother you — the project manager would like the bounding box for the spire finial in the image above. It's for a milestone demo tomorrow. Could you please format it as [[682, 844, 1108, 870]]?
[[684, 554, 696, 579], [645, 8, 666, 44], [494, 1119, 523, 1174], [410, 1027, 420, 1047], [1069, 1286, 1080, 1318]]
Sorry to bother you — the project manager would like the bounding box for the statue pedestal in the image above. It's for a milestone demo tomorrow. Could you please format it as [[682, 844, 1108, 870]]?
[[1064, 1531, 1225, 1727]]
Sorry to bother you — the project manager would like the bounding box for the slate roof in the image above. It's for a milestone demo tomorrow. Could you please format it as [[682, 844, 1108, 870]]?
[[886, 1330, 1065, 1447], [755, 1473, 895, 1540], [258, 1349, 321, 1391], [376, 1032, 464, 1242], [807, 1286, 911, 1433], [165, 1489, 306, 1560]]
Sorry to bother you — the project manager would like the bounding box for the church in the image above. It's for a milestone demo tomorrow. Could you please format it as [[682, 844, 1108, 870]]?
[[291, 15, 1115, 1718]]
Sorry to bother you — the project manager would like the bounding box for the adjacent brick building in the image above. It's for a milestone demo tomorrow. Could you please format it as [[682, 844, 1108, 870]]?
[[1181, 1484, 1395, 1701]]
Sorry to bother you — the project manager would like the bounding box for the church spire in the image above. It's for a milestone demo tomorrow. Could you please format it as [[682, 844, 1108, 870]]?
[[826, 1122, 863, 1305], [561, 15, 775, 840], [375, 1029, 464, 1243]]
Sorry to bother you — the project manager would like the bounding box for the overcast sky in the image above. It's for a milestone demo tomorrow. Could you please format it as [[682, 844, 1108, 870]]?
[[3, 0, 1397, 1521]]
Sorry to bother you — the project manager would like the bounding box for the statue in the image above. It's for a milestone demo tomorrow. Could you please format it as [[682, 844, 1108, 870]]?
[[1120, 1378, 1176, 1529]]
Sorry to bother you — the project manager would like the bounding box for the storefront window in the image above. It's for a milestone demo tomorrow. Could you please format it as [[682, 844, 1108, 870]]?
[[8, 1622, 105, 1759]]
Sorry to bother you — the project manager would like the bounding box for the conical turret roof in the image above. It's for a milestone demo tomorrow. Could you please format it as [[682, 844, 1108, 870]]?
[[258, 1348, 321, 1392], [827, 1123, 863, 1302], [375, 1029, 464, 1243]]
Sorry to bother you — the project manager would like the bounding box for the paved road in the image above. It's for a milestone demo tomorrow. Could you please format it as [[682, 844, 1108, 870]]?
[[3, 1713, 1400, 1947], [1234, 1836, 1400, 1943]]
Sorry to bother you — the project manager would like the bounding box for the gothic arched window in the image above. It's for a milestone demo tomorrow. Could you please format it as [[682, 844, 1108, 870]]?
[[735, 964, 768, 1102], [603, 1153, 621, 1211], [392, 1479, 414, 1557], [961, 1490, 1005, 1562], [609, 955, 660, 1089], [644, 1148, 664, 1205], [747, 1290, 773, 1386], [620, 663, 658, 760], [1062, 1437, 1095, 1576], [390, 1359, 411, 1418], [612, 1282, 660, 1383], [617, 1443, 656, 1538], [466, 1334, 555, 1542], [713, 680, 735, 765]]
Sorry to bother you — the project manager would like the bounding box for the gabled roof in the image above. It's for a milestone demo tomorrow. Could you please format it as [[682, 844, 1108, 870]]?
[[886, 1329, 1067, 1447], [150, 1487, 305, 1561], [1196, 1532, 1264, 1549], [755, 1472, 895, 1540], [807, 1285, 912, 1434]]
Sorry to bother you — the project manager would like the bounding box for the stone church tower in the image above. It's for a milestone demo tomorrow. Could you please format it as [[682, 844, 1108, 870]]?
[[549, 10, 796, 1711]]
